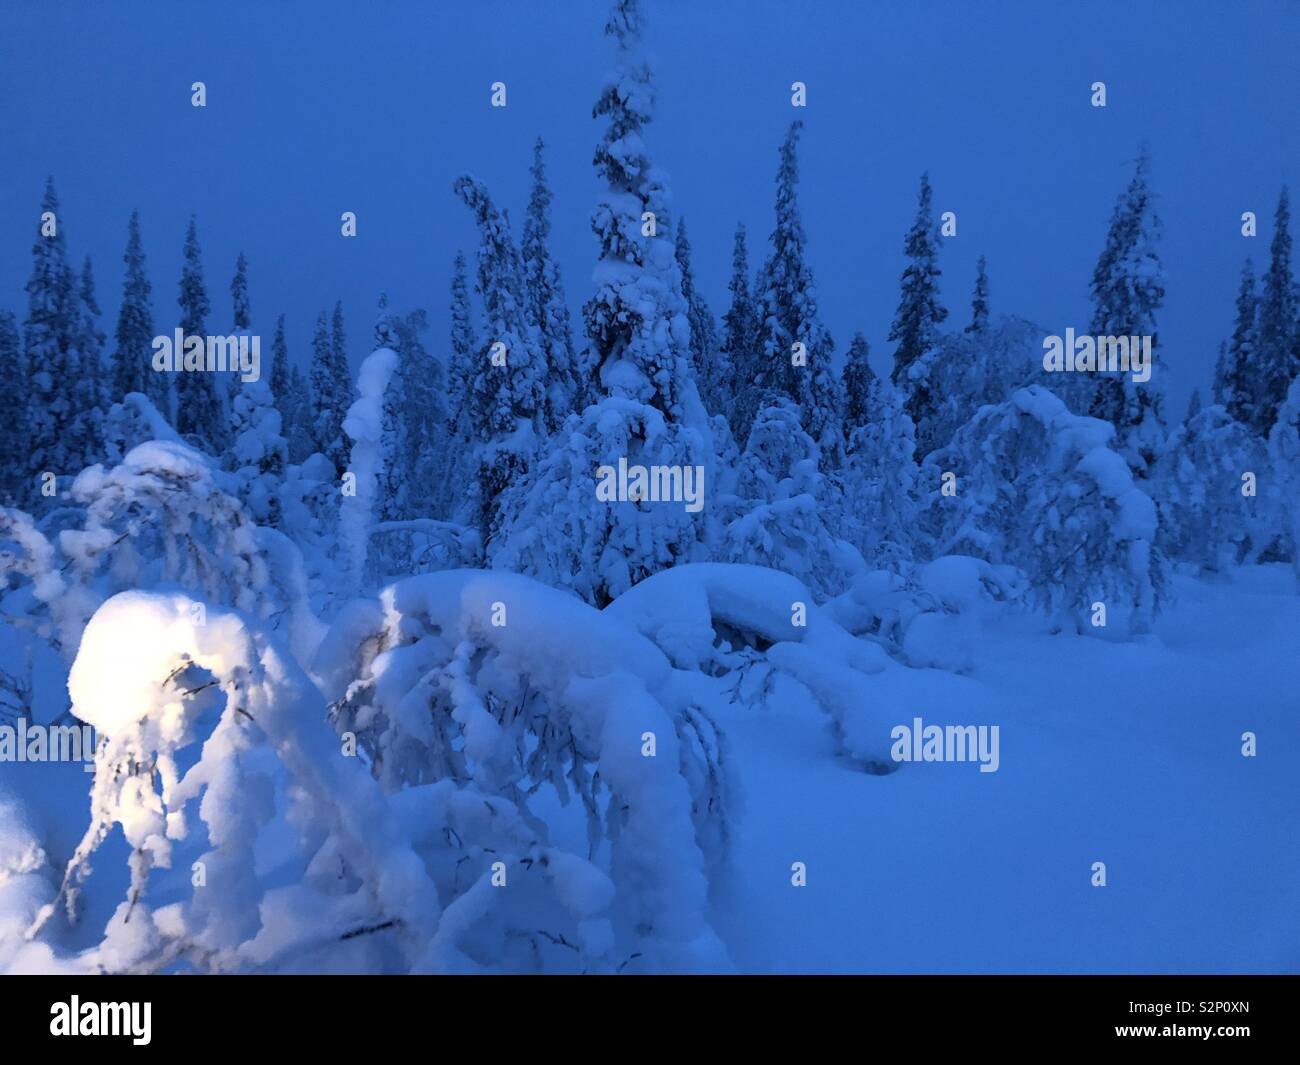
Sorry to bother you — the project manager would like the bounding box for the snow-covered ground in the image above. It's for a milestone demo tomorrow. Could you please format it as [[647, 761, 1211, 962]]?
[[711, 566, 1300, 973]]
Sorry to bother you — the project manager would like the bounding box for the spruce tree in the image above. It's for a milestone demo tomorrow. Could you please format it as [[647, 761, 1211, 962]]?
[[523, 137, 582, 430], [392, 308, 448, 518], [309, 308, 349, 473], [1254, 186, 1296, 436], [269, 313, 290, 410], [0, 311, 26, 505], [675, 217, 724, 418], [967, 255, 990, 334], [1221, 259, 1258, 427], [285, 362, 313, 464], [489, 0, 714, 604], [888, 172, 948, 456], [231, 252, 251, 331], [720, 222, 756, 432], [72, 255, 106, 464], [25, 178, 78, 491], [447, 250, 477, 430], [1086, 148, 1165, 474], [454, 174, 546, 539], [842, 332, 874, 433], [175, 216, 222, 449], [751, 121, 841, 453], [112, 210, 164, 412]]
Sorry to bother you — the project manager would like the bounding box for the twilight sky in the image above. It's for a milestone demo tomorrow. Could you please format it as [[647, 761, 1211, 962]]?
[[2, 0, 1296, 415]]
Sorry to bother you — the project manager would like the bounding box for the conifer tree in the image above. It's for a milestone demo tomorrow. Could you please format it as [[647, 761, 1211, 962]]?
[[447, 250, 477, 431], [25, 178, 79, 491], [720, 222, 757, 431], [454, 174, 546, 539], [112, 210, 164, 412], [392, 308, 448, 518], [1254, 186, 1297, 436], [523, 137, 582, 430], [231, 252, 251, 331], [888, 172, 948, 456], [175, 216, 222, 449], [675, 217, 723, 417], [1086, 148, 1165, 474], [1220, 259, 1258, 426], [0, 311, 26, 505], [71, 256, 106, 464], [751, 121, 841, 454], [842, 332, 874, 434], [489, 0, 714, 604], [967, 255, 990, 334], [309, 308, 349, 473]]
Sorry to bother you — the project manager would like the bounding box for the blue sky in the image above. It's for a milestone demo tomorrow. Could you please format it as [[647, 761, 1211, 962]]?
[[2, 0, 1296, 415]]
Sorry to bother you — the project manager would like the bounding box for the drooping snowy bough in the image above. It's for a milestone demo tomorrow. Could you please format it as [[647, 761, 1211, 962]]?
[[922, 386, 1163, 635], [315, 569, 731, 972]]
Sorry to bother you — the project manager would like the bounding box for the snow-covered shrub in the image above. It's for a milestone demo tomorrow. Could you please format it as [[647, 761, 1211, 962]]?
[[1267, 376, 1300, 582], [101, 391, 183, 466], [923, 315, 1044, 453], [490, 397, 714, 606], [842, 376, 921, 568], [717, 398, 861, 600], [922, 385, 1163, 635], [1153, 404, 1275, 571], [606, 562, 954, 771], [27, 591, 442, 974], [313, 569, 730, 971], [341, 342, 402, 592], [826, 557, 1024, 672], [226, 379, 288, 529], [0, 441, 319, 661]]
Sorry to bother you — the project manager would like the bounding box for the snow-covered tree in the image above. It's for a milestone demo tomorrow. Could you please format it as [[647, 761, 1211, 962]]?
[[489, 0, 714, 605], [230, 252, 250, 332], [967, 255, 990, 334], [308, 308, 349, 474], [718, 222, 755, 429], [340, 296, 407, 591], [228, 378, 287, 529], [70, 256, 106, 466], [922, 314, 1043, 457], [0, 311, 26, 505], [923, 385, 1163, 635], [842, 332, 874, 434], [174, 216, 222, 451], [843, 374, 919, 567], [392, 307, 448, 519], [747, 121, 841, 454], [112, 211, 165, 414], [1154, 403, 1272, 571], [454, 175, 546, 541], [889, 172, 949, 457], [676, 217, 722, 416], [1268, 375, 1300, 583], [24, 178, 78, 496], [1086, 148, 1166, 474], [522, 137, 582, 431], [1217, 259, 1258, 427], [1253, 186, 1297, 436], [447, 250, 477, 429], [718, 398, 861, 599]]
